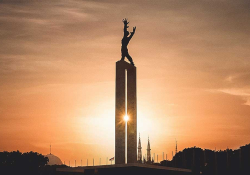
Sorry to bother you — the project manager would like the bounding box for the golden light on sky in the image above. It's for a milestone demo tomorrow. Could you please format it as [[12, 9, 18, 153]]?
[[0, 0, 250, 166]]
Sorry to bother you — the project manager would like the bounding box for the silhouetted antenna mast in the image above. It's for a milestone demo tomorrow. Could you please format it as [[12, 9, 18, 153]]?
[[50, 143, 51, 155], [175, 139, 177, 155]]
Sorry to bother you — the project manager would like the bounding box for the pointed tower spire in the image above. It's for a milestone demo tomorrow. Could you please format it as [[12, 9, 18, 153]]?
[[138, 133, 142, 163], [50, 143, 51, 155], [147, 136, 151, 163]]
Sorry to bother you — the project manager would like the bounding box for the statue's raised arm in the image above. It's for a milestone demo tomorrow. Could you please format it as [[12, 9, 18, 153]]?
[[122, 18, 129, 36], [128, 26, 136, 41], [121, 18, 136, 66]]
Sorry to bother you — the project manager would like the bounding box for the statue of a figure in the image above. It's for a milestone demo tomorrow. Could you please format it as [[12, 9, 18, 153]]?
[[121, 18, 136, 66]]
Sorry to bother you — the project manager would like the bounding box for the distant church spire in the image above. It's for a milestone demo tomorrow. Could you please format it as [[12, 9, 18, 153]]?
[[50, 143, 51, 155], [138, 133, 142, 163], [147, 136, 151, 163]]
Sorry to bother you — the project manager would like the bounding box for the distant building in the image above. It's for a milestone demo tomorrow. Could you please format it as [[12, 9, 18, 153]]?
[[146, 137, 151, 163], [45, 144, 62, 165], [45, 153, 63, 165], [137, 133, 142, 163]]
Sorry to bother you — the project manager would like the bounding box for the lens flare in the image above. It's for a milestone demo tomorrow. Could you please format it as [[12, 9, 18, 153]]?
[[124, 115, 129, 121]]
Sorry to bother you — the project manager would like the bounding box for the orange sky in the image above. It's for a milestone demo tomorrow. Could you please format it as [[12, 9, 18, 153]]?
[[0, 0, 250, 166]]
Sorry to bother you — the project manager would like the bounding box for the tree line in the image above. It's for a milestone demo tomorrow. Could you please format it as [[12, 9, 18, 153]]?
[[160, 143, 250, 175], [0, 151, 48, 175]]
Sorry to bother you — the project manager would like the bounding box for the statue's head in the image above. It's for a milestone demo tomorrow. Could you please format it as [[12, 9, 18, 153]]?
[[125, 31, 129, 36]]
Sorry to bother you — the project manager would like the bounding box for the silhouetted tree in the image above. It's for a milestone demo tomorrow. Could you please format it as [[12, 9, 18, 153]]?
[[162, 144, 250, 175], [0, 151, 48, 175]]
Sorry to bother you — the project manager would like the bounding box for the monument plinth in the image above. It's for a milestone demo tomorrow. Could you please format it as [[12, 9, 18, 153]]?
[[115, 60, 137, 164]]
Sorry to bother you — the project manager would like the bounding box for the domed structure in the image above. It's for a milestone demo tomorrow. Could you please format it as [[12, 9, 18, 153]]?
[[45, 153, 63, 165]]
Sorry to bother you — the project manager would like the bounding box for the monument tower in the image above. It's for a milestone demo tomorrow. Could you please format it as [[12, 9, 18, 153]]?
[[115, 18, 137, 164]]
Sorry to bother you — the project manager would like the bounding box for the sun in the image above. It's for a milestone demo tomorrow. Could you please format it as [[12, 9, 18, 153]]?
[[124, 115, 129, 122]]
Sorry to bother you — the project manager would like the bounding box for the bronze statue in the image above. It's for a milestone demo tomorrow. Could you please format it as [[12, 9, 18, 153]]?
[[121, 18, 136, 66]]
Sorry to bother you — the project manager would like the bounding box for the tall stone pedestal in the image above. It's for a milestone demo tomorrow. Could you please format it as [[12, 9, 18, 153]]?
[[115, 60, 137, 164]]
